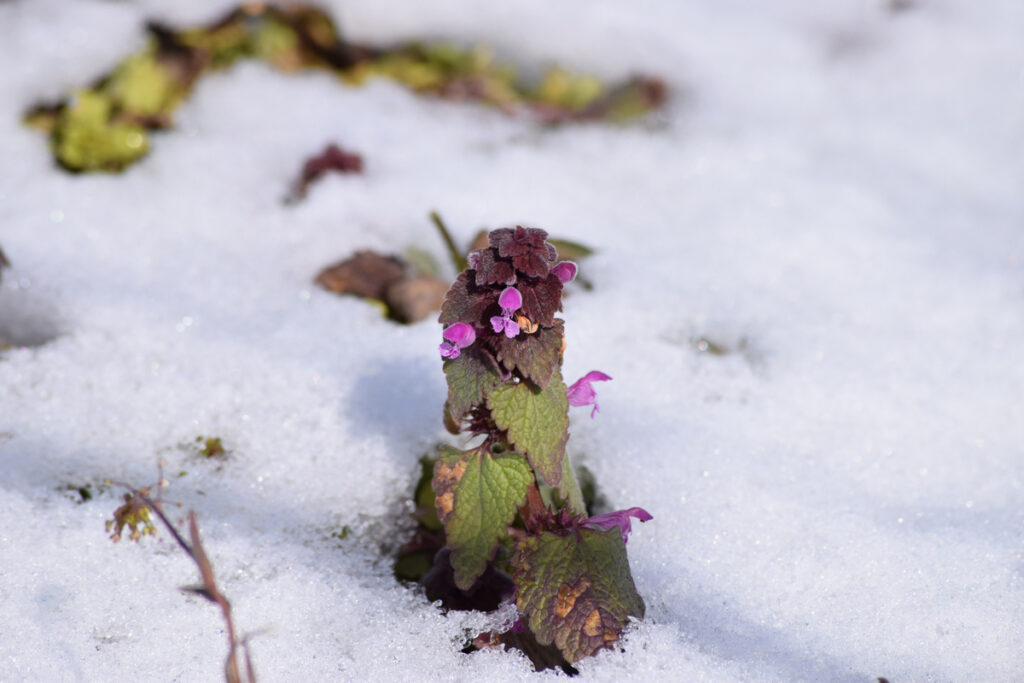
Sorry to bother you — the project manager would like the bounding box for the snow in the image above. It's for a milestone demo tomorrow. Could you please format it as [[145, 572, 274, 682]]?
[[2, 0, 1023, 680]]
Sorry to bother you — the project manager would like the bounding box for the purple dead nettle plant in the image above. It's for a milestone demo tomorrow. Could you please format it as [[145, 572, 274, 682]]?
[[431, 226, 650, 664]]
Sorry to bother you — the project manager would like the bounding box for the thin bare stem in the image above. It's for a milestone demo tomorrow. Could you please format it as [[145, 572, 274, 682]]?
[[113, 483, 254, 682], [430, 211, 468, 273]]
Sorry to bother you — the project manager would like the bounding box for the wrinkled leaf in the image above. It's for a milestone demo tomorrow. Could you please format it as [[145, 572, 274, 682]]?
[[432, 446, 532, 590], [443, 343, 501, 424], [518, 273, 563, 328], [487, 370, 569, 487], [495, 319, 563, 388], [514, 528, 644, 662], [491, 226, 557, 279], [438, 270, 494, 327], [473, 248, 517, 287]]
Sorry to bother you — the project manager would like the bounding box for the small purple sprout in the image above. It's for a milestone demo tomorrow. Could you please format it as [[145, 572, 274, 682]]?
[[490, 286, 523, 338], [567, 370, 612, 418], [551, 261, 577, 284], [584, 507, 653, 544], [439, 322, 476, 359]]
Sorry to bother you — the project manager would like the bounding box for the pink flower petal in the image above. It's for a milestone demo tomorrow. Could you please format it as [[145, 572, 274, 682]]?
[[584, 507, 653, 543], [497, 286, 522, 312]]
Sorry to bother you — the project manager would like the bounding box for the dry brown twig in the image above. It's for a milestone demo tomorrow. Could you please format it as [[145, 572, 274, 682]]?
[[108, 479, 256, 683]]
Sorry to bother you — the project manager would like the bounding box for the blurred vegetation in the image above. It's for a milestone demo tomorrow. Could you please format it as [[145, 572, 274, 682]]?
[[24, 3, 666, 173]]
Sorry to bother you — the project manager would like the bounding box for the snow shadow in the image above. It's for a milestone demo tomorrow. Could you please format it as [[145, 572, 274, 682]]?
[[0, 281, 63, 348], [344, 357, 438, 440], [668, 592, 873, 682]]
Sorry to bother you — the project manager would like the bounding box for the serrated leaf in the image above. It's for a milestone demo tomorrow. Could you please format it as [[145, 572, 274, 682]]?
[[443, 344, 501, 424], [438, 270, 493, 327], [519, 273, 563, 327], [495, 319, 563, 388], [487, 371, 568, 487], [433, 447, 532, 590], [513, 528, 645, 663]]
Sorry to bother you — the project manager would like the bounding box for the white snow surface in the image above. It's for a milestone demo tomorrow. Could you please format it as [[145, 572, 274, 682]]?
[[2, 0, 1023, 680]]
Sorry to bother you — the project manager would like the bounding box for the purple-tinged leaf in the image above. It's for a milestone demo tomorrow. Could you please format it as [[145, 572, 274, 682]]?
[[289, 142, 362, 201], [443, 344, 502, 425], [491, 226, 558, 278], [473, 248, 517, 287], [518, 273, 563, 328], [513, 527, 645, 663], [495, 319, 564, 388], [439, 270, 495, 327]]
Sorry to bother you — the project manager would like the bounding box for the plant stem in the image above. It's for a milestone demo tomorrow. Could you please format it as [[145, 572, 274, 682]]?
[[558, 456, 586, 516], [429, 211, 468, 273]]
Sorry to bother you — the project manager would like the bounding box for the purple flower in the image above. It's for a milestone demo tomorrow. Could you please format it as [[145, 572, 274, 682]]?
[[567, 370, 612, 418], [551, 261, 577, 284], [584, 507, 652, 544], [439, 322, 476, 359], [490, 286, 522, 338]]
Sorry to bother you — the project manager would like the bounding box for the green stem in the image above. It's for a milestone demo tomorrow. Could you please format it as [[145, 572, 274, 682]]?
[[430, 210, 468, 273], [557, 455, 586, 516]]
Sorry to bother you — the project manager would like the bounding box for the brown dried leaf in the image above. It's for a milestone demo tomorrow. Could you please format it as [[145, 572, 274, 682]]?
[[315, 250, 406, 300], [385, 275, 448, 324]]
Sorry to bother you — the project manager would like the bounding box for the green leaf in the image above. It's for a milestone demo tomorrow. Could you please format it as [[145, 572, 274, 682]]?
[[513, 528, 645, 663], [105, 52, 182, 118], [495, 319, 564, 388], [433, 447, 532, 590], [54, 90, 149, 172], [487, 370, 569, 487], [443, 344, 501, 425]]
